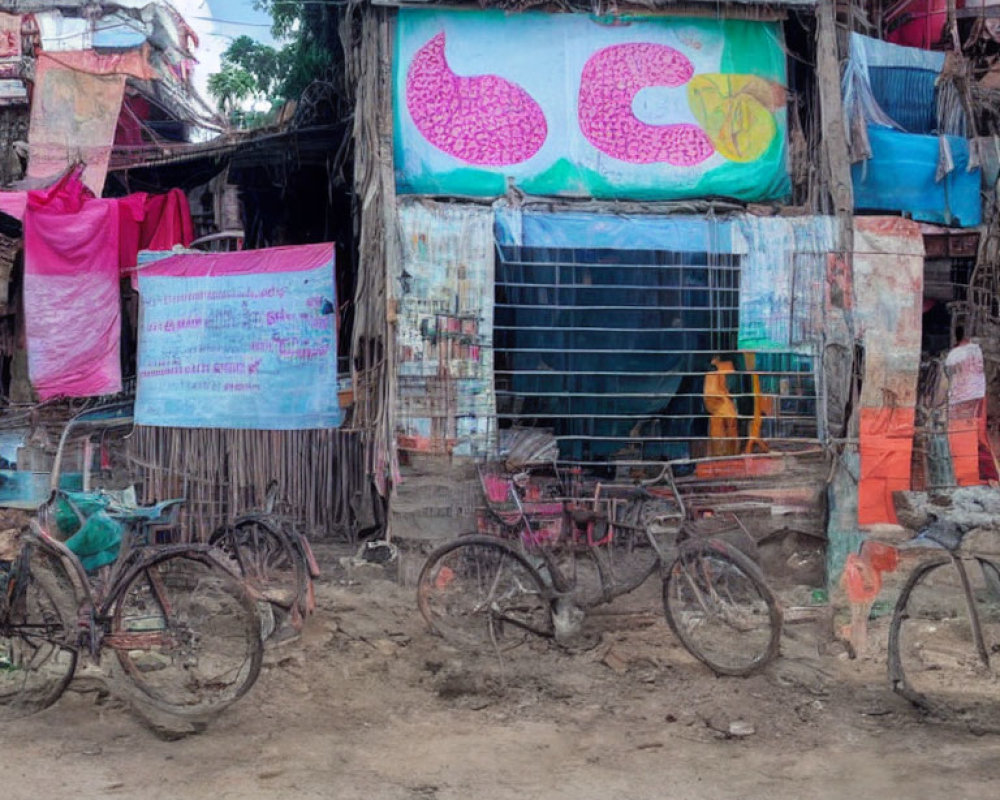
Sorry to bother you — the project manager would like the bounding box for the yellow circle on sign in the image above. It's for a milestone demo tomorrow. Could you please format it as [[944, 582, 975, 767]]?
[[687, 74, 783, 163]]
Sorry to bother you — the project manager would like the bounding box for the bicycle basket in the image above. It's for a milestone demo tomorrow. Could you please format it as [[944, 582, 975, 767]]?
[[477, 462, 563, 545]]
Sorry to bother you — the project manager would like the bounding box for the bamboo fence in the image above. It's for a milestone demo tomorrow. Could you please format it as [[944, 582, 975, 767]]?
[[127, 426, 371, 542]]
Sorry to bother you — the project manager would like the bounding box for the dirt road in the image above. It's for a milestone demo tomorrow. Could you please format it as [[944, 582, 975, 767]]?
[[2, 543, 999, 800]]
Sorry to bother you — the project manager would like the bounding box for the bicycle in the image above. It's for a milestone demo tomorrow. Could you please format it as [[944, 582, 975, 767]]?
[[209, 480, 320, 639], [63, 402, 313, 643], [0, 493, 264, 722], [0, 404, 263, 722], [417, 461, 782, 676], [884, 525, 1000, 727]]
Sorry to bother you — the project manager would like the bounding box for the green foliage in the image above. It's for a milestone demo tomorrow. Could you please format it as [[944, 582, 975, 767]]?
[[223, 35, 281, 98], [254, 0, 339, 99], [207, 1, 341, 122], [206, 63, 256, 112]]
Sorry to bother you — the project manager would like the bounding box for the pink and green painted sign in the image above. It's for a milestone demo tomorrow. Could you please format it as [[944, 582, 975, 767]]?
[[394, 10, 790, 201]]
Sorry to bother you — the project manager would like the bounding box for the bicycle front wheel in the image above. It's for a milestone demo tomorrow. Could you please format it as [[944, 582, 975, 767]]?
[[107, 551, 263, 717], [0, 545, 78, 720], [417, 536, 553, 651], [889, 555, 1000, 725], [663, 539, 782, 676]]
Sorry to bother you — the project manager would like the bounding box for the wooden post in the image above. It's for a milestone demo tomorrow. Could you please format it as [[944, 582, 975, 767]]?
[[815, 0, 854, 228]]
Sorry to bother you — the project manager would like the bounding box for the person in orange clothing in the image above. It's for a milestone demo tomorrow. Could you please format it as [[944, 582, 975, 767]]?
[[704, 354, 740, 456]]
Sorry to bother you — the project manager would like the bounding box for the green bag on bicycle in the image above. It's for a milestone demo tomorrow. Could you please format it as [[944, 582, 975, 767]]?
[[52, 492, 123, 572]]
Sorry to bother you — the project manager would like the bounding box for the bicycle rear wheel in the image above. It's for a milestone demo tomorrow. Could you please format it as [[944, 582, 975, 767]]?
[[107, 551, 263, 717], [663, 539, 782, 676], [609, 497, 681, 592], [417, 535, 552, 651], [889, 555, 1000, 726], [210, 518, 306, 637], [0, 544, 78, 720]]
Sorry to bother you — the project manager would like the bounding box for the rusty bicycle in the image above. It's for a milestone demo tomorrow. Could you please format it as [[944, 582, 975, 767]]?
[[417, 461, 782, 676], [0, 403, 263, 721]]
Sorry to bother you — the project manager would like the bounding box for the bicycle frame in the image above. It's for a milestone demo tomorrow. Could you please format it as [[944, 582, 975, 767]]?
[[24, 517, 246, 661], [480, 461, 687, 603]]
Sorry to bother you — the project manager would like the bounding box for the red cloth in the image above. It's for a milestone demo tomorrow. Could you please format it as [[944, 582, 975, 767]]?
[[948, 398, 998, 486], [119, 188, 194, 273], [142, 188, 193, 251], [858, 406, 915, 525], [114, 95, 151, 149]]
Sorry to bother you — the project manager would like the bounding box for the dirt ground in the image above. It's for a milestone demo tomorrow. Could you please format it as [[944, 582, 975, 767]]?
[[2, 541, 1000, 800]]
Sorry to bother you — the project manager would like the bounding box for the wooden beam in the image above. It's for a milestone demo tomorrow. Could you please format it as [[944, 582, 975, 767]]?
[[815, 0, 853, 224]]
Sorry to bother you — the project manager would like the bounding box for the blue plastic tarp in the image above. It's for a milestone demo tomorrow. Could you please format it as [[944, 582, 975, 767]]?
[[852, 127, 982, 227], [495, 208, 734, 252], [93, 12, 149, 49]]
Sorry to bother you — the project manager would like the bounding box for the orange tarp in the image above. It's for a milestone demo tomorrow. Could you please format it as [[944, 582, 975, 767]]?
[[858, 407, 915, 525]]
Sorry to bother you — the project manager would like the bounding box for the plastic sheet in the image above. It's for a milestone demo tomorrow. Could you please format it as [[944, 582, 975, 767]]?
[[93, 11, 150, 49], [395, 10, 790, 202], [495, 207, 733, 252], [27, 49, 154, 194], [853, 217, 924, 525], [33, 10, 91, 51], [852, 126, 982, 227], [842, 33, 945, 140], [733, 215, 836, 352], [395, 200, 495, 456]]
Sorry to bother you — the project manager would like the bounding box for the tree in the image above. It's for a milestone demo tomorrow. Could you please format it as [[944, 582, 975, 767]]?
[[206, 63, 256, 114], [220, 36, 281, 100], [206, 1, 343, 124], [255, 0, 339, 100]]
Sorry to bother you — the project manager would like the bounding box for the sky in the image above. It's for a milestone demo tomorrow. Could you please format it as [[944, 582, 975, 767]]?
[[171, 0, 278, 107]]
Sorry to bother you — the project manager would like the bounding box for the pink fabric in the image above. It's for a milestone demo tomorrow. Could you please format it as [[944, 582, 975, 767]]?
[[139, 243, 335, 278], [0, 191, 26, 221], [3, 170, 197, 400], [23, 170, 122, 399]]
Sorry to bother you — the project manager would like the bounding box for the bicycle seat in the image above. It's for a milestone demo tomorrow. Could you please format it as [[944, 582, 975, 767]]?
[[106, 498, 186, 526], [916, 519, 965, 552], [569, 507, 606, 526]]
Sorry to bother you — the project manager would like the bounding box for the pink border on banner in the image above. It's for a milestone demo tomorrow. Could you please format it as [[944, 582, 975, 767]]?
[[139, 243, 335, 278]]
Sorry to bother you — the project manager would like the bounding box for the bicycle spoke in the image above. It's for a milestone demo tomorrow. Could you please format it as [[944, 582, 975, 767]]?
[[418, 537, 552, 651], [890, 556, 1000, 725], [110, 554, 262, 716], [663, 542, 781, 676], [0, 552, 78, 720]]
